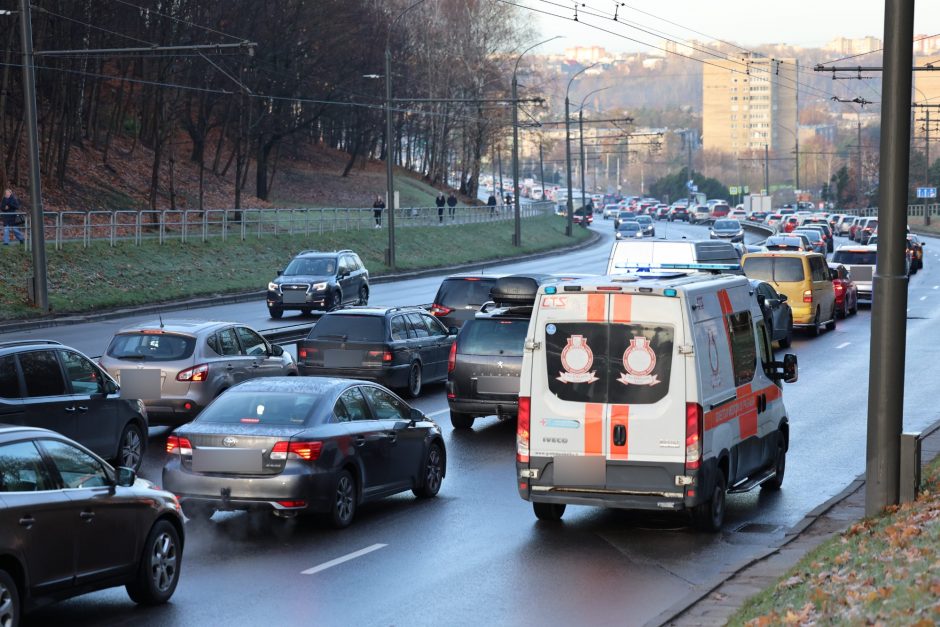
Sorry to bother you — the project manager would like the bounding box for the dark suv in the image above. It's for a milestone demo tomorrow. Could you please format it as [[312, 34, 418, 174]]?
[[0, 340, 148, 471], [429, 274, 503, 330], [267, 249, 369, 318], [446, 275, 549, 429], [297, 307, 456, 397]]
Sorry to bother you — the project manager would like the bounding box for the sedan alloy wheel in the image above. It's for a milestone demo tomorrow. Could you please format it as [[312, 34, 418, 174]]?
[[330, 470, 356, 528], [119, 423, 144, 472]]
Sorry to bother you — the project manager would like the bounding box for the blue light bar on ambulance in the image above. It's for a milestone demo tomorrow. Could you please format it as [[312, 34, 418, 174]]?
[[545, 286, 557, 294]]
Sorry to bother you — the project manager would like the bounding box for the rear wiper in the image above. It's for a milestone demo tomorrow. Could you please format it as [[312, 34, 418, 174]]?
[[117, 354, 148, 360], [315, 334, 348, 341]]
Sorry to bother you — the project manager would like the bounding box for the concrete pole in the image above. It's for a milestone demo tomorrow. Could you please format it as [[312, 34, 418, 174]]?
[[19, 0, 49, 312], [579, 109, 586, 214], [511, 74, 521, 246], [925, 109, 931, 226], [385, 46, 396, 270], [858, 115, 864, 203], [565, 95, 574, 236], [764, 144, 770, 196], [538, 141, 545, 200], [795, 60, 801, 193], [866, 0, 914, 516]]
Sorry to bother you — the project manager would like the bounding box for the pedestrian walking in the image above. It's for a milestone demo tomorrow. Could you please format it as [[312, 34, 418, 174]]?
[[447, 191, 457, 219], [435, 192, 446, 224], [1, 188, 25, 245], [487, 194, 497, 215], [372, 195, 385, 228]]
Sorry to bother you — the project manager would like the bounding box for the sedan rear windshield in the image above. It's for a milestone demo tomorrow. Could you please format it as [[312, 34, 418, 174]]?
[[196, 391, 317, 425], [308, 315, 385, 342], [107, 333, 196, 361], [434, 278, 497, 308], [743, 257, 805, 282], [794, 230, 822, 241], [832, 250, 877, 265], [714, 220, 740, 229], [458, 319, 528, 356]]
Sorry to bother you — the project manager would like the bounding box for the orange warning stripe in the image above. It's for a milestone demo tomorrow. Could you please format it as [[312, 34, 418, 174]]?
[[703, 383, 779, 438], [610, 405, 629, 460], [584, 403, 603, 455], [611, 294, 632, 323], [587, 293, 606, 322]]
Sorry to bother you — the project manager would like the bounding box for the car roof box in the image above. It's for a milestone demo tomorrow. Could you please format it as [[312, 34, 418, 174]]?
[[490, 274, 554, 305]]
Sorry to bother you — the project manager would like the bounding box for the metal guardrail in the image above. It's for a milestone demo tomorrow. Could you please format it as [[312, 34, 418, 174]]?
[[1, 202, 554, 250]]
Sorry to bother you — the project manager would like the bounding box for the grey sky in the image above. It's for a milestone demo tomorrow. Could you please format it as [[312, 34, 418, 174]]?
[[526, 1, 940, 54]]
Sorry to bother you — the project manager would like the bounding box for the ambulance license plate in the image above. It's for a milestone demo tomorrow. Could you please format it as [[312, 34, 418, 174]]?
[[553, 455, 605, 487]]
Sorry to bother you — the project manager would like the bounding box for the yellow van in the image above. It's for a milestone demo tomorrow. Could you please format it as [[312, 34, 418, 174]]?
[[741, 252, 837, 336]]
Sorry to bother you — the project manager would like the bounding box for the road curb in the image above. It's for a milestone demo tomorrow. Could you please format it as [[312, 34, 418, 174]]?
[[647, 414, 940, 627], [0, 229, 602, 335]]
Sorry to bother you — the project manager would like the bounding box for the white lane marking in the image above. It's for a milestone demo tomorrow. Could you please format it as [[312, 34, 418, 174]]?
[[921, 296, 927, 301], [301, 544, 387, 575], [426, 408, 450, 418], [933, 285, 938, 290], [836, 342, 851, 349]]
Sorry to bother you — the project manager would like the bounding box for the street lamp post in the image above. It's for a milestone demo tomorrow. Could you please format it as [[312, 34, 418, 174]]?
[[512, 36, 561, 246], [564, 62, 599, 236], [578, 86, 610, 217]]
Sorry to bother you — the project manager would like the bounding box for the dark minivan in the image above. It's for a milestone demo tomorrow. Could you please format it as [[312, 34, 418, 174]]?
[[446, 275, 549, 430], [297, 307, 455, 397], [429, 274, 502, 329]]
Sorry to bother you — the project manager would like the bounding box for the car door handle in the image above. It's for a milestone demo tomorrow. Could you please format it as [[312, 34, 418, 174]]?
[[353, 436, 365, 447], [80, 511, 95, 522], [77, 406, 88, 412], [383, 433, 397, 443], [18, 516, 35, 527], [64, 406, 77, 413]]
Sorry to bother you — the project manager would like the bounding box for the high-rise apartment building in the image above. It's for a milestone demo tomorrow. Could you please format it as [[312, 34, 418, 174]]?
[[914, 55, 940, 141], [702, 54, 798, 157]]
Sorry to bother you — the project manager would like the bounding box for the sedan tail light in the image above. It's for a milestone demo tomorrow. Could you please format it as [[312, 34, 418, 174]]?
[[833, 282, 844, 294], [803, 290, 813, 303], [447, 341, 457, 373], [177, 364, 209, 382], [271, 441, 322, 461], [429, 303, 453, 317], [166, 435, 192, 456]]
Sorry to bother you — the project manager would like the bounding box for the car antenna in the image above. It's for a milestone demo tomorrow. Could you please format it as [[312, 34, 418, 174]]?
[[159, 313, 165, 329]]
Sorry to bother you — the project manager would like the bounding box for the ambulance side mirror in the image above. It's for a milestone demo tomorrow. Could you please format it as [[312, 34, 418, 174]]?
[[782, 353, 798, 383]]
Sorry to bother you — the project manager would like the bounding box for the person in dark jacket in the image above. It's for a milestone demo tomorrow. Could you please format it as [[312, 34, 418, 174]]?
[[435, 192, 446, 223], [487, 194, 497, 214], [1, 188, 25, 245], [447, 192, 457, 219], [372, 195, 385, 228]]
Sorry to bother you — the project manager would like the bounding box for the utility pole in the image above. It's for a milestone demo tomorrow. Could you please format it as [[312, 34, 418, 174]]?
[[564, 95, 574, 236], [925, 109, 931, 226], [866, 0, 914, 516], [511, 73, 521, 245], [579, 108, 586, 214], [497, 145, 504, 204], [857, 117, 864, 203], [538, 141, 545, 200], [384, 44, 396, 269], [687, 133, 693, 204], [764, 144, 770, 195], [795, 60, 801, 193]]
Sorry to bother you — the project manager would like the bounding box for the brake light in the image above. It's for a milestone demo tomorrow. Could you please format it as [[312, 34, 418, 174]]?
[[276, 500, 307, 508], [177, 364, 209, 382], [367, 350, 393, 363], [447, 341, 457, 373], [429, 303, 453, 317], [517, 396, 530, 463], [803, 290, 813, 303], [271, 440, 322, 461], [833, 282, 844, 293], [299, 348, 307, 359], [166, 435, 192, 456], [685, 403, 702, 471]]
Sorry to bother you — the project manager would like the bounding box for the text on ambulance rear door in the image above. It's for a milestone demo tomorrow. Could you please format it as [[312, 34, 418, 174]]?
[[527, 290, 686, 492]]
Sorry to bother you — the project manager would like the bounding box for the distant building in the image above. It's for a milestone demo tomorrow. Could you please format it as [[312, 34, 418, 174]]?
[[913, 34, 940, 56], [702, 54, 798, 158], [824, 36, 882, 56], [563, 46, 609, 64], [914, 55, 940, 140], [798, 125, 836, 144]]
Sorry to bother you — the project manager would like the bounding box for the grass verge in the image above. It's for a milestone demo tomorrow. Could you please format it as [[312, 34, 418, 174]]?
[[729, 455, 940, 626], [0, 214, 589, 319]]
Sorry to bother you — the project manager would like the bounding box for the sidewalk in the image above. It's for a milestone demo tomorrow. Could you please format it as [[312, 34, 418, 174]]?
[[651, 417, 940, 626]]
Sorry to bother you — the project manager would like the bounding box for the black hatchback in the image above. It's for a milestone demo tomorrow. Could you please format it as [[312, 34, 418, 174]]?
[[0, 426, 184, 625], [297, 307, 455, 397], [266, 249, 369, 319], [429, 274, 502, 330]]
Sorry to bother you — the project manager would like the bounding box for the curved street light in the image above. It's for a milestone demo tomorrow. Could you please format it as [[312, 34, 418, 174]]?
[[577, 86, 611, 216], [564, 62, 600, 236], [511, 36, 562, 246]]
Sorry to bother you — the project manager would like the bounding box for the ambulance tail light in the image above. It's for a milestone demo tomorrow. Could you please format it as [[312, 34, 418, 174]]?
[[517, 396, 530, 463], [685, 402, 703, 471], [802, 290, 813, 303]]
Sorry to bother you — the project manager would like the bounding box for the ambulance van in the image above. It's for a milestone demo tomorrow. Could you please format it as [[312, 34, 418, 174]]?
[[515, 269, 798, 531]]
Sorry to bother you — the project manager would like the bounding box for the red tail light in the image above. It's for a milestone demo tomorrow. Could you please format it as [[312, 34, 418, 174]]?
[[177, 364, 208, 382], [803, 290, 813, 303], [299, 348, 307, 359], [276, 500, 307, 508], [271, 440, 322, 461], [447, 341, 457, 373], [517, 396, 531, 463], [367, 350, 393, 363], [429, 304, 453, 317], [685, 403, 702, 471], [166, 435, 192, 455], [833, 282, 844, 293]]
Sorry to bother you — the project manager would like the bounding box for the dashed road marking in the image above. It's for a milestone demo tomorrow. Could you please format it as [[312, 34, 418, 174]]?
[[301, 544, 387, 575], [933, 285, 938, 290], [426, 408, 450, 418], [921, 296, 927, 301], [836, 342, 851, 349]]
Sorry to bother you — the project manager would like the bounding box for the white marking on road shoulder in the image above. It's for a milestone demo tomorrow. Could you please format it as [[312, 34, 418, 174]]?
[[426, 408, 450, 418], [933, 285, 938, 290], [301, 544, 387, 575], [836, 342, 851, 349], [921, 296, 927, 301]]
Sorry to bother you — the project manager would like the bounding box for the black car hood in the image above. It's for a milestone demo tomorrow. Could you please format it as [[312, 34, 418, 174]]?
[[273, 274, 333, 285]]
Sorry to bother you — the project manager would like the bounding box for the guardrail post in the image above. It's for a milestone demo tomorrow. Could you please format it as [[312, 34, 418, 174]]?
[[899, 432, 921, 504], [55, 212, 61, 250]]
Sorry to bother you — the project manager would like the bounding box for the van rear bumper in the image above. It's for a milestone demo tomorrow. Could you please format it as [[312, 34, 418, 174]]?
[[526, 489, 688, 512]]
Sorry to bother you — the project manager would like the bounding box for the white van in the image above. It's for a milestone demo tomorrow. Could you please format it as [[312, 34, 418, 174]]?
[[515, 270, 798, 530], [606, 240, 741, 275]]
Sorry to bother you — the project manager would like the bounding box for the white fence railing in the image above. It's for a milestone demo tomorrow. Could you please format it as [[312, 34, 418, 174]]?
[[0, 202, 553, 250]]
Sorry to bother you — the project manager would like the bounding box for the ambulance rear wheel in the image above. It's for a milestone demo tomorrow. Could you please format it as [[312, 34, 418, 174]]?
[[693, 470, 726, 532], [762, 441, 786, 491], [533, 502, 566, 521]]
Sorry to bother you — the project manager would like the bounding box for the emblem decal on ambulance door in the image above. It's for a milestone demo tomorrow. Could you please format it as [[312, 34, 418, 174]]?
[[707, 327, 722, 388], [557, 335, 598, 384], [617, 336, 660, 386]]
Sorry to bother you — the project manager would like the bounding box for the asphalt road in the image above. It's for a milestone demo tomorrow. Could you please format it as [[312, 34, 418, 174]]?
[[13, 219, 940, 627]]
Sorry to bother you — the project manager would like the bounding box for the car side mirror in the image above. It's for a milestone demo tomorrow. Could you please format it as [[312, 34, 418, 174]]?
[[448, 327, 459, 336], [115, 467, 137, 487], [829, 269, 838, 281], [771, 353, 798, 384], [409, 407, 424, 425], [276, 269, 283, 276], [778, 294, 788, 302], [269, 344, 284, 357]]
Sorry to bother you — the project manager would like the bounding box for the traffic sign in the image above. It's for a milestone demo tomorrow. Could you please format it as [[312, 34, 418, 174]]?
[[916, 187, 937, 199], [743, 186, 750, 194], [729, 186, 739, 195]]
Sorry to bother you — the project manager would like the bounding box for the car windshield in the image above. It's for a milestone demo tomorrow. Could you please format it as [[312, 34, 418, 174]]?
[[308, 315, 385, 342], [766, 237, 801, 248], [196, 391, 318, 425], [458, 319, 528, 356], [832, 250, 877, 265], [714, 220, 740, 229], [618, 212, 636, 219], [107, 332, 196, 361], [619, 222, 641, 231], [743, 256, 806, 282], [434, 278, 497, 308], [636, 216, 652, 224], [284, 257, 336, 276], [794, 230, 822, 241]]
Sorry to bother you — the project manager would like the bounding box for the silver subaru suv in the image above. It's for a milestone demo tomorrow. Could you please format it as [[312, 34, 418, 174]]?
[[99, 319, 297, 425]]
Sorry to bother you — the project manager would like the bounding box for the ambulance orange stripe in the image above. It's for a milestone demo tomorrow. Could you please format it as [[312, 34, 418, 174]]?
[[717, 289, 733, 315], [612, 294, 632, 323], [736, 383, 752, 399], [738, 409, 758, 439], [584, 403, 603, 455], [610, 405, 629, 460], [587, 293, 606, 322], [704, 384, 782, 432]]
